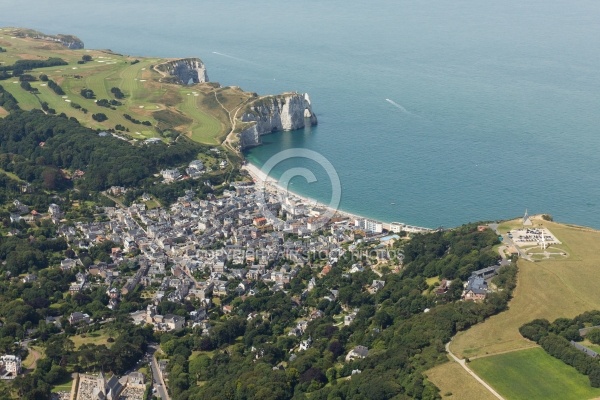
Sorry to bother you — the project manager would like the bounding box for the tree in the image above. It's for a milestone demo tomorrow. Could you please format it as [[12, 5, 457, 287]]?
[[82, 55, 93, 62], [92, 113, 107, 122], [189, 355, 211, 381], [80, 88, 95, 99], [587, 329, 600, 345], [46, 364, 68, 384], [590, 365, 600, 388], [299, 367, 327, 384]]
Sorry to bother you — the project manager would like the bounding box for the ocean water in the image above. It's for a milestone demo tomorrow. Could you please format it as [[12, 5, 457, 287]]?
[[2, 0, 600, 228]]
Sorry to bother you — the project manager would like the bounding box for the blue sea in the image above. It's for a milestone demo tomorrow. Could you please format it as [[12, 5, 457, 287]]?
[[3, 0, 600, 228]]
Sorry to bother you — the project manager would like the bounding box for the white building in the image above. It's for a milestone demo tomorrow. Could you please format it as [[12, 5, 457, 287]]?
[[0, 355, 22, 378], [160, 169, 182, 182], [354, 219, 383, 234], [389, 222, 405, 234], [345, 345, 369, 362], [48, 203, 62, 217], [186, 160, 205, 178]]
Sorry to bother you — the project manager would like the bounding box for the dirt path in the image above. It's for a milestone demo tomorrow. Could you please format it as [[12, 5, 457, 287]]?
[[445, 341, 505, 400], [24, 346, 41, 372]]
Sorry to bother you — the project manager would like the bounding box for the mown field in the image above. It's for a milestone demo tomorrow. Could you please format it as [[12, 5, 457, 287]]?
[[71, 329, 114, 349], [425, 358, 496, 400], [469, 348, 600, 400], [452, 217, 600, 359], [0, 28, 256, 145]]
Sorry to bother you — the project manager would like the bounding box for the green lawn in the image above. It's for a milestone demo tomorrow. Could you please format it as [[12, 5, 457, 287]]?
[[0, 167, 24, 182], [426, 276, 440, 286], [51, 379, 74, 393], [469, 348, 600, 400], [71, 330, 113, 349], [179, 91, 223, 144]]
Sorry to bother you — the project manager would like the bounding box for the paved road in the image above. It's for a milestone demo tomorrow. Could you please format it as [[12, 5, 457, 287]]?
[[488, 223, 529, 262], [445, 341, 505, 400], [149, 344, 169, 400]]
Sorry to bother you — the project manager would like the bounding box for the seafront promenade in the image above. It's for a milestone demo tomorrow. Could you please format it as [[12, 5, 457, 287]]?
[[243, 163, 431, 233]]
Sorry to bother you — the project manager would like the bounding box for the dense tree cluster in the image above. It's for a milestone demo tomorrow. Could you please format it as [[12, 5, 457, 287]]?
[[80, 88, 95, 99], [18, 74, 37, 82], [110, 87, 125, 99], [0, 57, 68, 76], [402, 224, 500, 280], [0, 110, 201, 190], [124, 113, 152, 126], [520, 310, 600, 387], [96, 99, 122, 108], [91, 112, 108, 122], [0, 84, 20, 112], [46, 79, 65, 96], [20, 81, 34, 92]]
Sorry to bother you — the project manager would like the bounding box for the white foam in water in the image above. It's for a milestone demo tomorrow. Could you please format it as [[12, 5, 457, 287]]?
[[385, 99, 409, 114], [212, 51, 258, 65]]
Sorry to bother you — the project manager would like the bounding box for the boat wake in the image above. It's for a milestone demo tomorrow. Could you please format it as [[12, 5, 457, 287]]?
[[212, 51, 257, 65], [385, 98, 410, 114]]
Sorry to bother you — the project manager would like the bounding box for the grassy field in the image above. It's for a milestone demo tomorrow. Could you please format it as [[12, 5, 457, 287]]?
[[452, 217, 600, 359], [469, 348, 600, 400], [0, 29, 256, 146], [23, 345, 45, 370], [71, 330, 113, 349], [0, 167, 24, 182], [426, 359, 496, 400], [51, 378, 74, 393], [426, 276, 440, 286]]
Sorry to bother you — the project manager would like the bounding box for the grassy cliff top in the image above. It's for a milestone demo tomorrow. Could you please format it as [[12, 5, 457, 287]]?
[[0, 27, 258, 146]]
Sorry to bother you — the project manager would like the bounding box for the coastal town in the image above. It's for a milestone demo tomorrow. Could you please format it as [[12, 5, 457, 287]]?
[[0, 156, 525, 399], [1, 7, 599, 399]]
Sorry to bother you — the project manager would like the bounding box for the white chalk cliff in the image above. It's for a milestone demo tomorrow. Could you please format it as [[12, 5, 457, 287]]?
[[155, 58, 208, 84], [239, 93, 317, 148]]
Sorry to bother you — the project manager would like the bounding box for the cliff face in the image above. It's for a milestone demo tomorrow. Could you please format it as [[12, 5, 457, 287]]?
[[239, 93, 317, 149], [156, 58, 208, 85], [11, 29, 84, 49]]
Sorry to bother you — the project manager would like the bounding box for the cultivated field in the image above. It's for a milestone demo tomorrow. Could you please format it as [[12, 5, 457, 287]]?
[[452, 217, 600, 359], [469, 348, 600, 400], [0, 28, 256, 145], [425, 358, 496, 400]]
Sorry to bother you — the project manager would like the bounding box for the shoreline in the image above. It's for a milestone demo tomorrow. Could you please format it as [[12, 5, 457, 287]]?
[[242, 162, 432, 233]]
